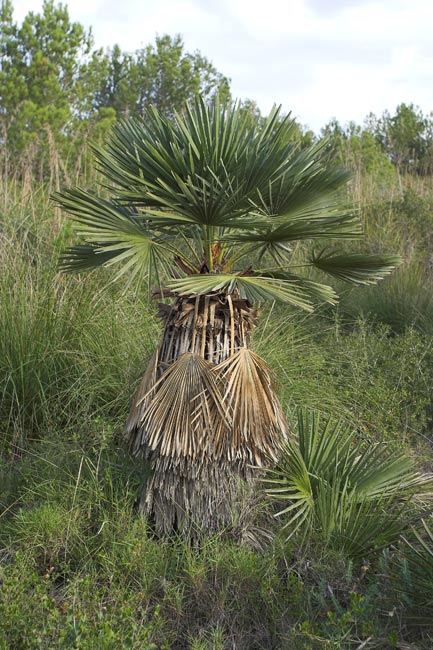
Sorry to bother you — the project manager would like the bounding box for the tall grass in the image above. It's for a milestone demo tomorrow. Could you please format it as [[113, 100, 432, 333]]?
[[339, 263, 433, 334], [0, 182, 159, 449], [335, 179, 433, 333], [256, 309, 433, 447]]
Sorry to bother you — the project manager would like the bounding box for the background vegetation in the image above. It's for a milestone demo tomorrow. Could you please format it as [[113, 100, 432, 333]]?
[[1, 1, 433, 648]]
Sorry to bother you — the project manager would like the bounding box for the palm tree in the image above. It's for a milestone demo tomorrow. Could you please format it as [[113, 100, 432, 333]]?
[[54, 96, 399, 536]]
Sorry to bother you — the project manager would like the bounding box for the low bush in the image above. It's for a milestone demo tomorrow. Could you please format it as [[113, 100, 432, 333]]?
[[265, 410, 431, 560]]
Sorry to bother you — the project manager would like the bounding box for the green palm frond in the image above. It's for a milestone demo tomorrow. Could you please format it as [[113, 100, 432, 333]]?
[[225, 140, 359, 252], [265, 409, 430, 558], [167, 273, 336, 311], [395, 518, 433, 626], [54, 188, 176, 287], [252, 139, 351, 215], [348, 447, 429, 497], [56, 93, 399, 304], [410, 519, 433, 560], [311, 250, 402, 285], [265, 442, 313, 537], [91, 97, 299, 226], [226, 209, 362, 247], [316, 487, 404, 558], [59, 244, 125, 272], [256, 270, 338, 305]]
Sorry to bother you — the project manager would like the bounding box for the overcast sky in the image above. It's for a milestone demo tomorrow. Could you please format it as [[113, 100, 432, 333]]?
[[13, 0, 433, 132]]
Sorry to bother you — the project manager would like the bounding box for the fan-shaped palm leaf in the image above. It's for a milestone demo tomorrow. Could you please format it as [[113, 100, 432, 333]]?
[[135, 352, 229, 462], [53, 188, 176, 289], [167, 272, 337, 310], [91, 99, 297, 225], [265, 409, 431, 557], [311, 250, 402, 285], [396, 518, 433, 627], [56, 94, 400, 294], [213, 348, 287, 464]]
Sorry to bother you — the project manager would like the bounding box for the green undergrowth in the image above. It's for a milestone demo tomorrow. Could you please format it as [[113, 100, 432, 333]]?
[[0, 181, 160, 448], [256, 312, 433, 449], [1, 434, 431, 649], [2, 177, 433, 647]]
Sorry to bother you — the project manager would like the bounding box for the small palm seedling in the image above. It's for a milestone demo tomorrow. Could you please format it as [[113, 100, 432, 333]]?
[[265, 409, 430, 559], [54, 96, 399, 536]]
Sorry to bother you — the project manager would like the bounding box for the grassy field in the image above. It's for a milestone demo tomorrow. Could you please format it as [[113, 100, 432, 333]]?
[[1, 170, 433, 648]]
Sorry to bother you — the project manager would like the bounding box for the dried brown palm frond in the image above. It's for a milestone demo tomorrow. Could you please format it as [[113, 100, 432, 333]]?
[[126, 305, 287, 537], [214, 348, 288, 466], [144, 457, 250, 536], [125, 347, 160, 452], [157, 293, 257, 366], [136, 352, 230, 464], [145, 459, 277, 542]]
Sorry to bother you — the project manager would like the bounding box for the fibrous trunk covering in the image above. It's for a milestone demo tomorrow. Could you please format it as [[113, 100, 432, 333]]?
[[126, 292, 288, 536]]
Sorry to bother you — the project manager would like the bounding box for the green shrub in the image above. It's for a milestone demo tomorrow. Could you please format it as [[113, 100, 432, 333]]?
[[265, 410, 430, 560], [0, 555, 168, 649]]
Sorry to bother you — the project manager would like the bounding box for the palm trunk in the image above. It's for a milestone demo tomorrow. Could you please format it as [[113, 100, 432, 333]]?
[[126, 292, 287, 537]]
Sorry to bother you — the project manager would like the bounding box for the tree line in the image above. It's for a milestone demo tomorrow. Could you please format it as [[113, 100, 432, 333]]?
[[0, 0, 230, 181], [1, 0, 433, 181]]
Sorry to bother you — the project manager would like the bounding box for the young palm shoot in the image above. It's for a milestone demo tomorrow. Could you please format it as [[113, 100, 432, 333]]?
[[54, 96, 399, 536]]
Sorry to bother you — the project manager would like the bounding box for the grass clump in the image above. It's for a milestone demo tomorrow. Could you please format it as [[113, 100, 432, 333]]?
[[0, 184, 159, 448]]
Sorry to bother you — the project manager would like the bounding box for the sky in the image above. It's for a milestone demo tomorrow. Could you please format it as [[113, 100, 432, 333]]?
[[13, 0, 433, 132]]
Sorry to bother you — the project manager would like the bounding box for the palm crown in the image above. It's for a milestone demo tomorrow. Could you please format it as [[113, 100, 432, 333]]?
[[55, 96, 399, 310]]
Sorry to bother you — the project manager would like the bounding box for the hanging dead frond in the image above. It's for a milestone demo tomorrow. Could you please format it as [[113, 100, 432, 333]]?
[[214, 348, 287, 466], [157, 294, 257, 365], [135, 352, 230, 463], [125, 348, 160, 453], [144, 457, 252, 537]]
